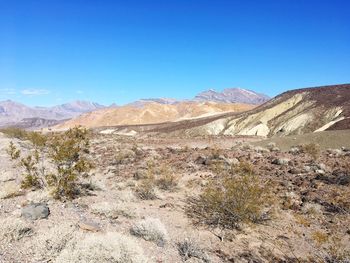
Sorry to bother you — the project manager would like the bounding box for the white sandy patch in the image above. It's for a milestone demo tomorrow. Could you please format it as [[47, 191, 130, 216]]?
[[314, 117, 345, 132]]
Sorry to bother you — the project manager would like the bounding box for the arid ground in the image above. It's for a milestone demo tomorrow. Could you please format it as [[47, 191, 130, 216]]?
[[0, 129, 349, 263]]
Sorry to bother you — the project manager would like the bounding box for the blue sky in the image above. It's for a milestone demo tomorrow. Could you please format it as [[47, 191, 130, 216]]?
[[0, 0, 349, 106]]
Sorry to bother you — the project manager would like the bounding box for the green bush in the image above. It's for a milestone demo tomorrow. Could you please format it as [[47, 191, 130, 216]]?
[[6, 127, 93, 200], [0, 127, 28, 140], [186, 164, 269, 229], [46, 127, 93, 200], [6, 141, 21, 160]]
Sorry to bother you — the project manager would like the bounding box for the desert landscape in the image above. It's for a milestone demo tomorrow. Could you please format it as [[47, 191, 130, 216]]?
[[1, 1, 350, 262], [0, 84, 349, 262]]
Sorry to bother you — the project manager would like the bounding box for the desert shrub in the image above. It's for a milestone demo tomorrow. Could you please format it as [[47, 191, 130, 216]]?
[[26, 131, 48, 148], [0, 127, 28, 139], [156, 165, 179, 191], [90, 201, 130, 219], [0, 181, 23, 199], [186, 172, 268, 230], [313, 235, 350, 263], [234, 160, 255, 176], [0, 217, 32, 242], [7, 142, 46, 189], [1, 128, 48, 148], [130, 217, 168, 246], [54, 232, 145, 263], [5, 127, 93, 200], [46, 127, 93, 200], [20, 151, 41, 189], [135, 178, 157, 200], [7, 141, 21, 160], [177, 238, 210, 262], [301, 143, 321, 160]]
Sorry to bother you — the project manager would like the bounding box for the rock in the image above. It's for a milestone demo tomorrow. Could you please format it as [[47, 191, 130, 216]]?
[[231, 158, 239, 166], [272, 158, 290, 165], [315, 169, 325, 175], [254, 146, 269, 153], [341, 147, 350, 152], [288, 168, 302, 174], [267, 142, 277, 150], [21, 203, 50, 220], [327, 149, 343, 156], [289, 147, 301, 155], [78, 221, 101, 232], [195, 155, 207, 165], [303, 166, 312, 172], [271, 147, 280, 152]]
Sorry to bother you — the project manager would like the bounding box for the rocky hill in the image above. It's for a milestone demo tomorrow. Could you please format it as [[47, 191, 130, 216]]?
[[194, 88, 270, 105], [54, 101, 254, 129], [96, 84, 350, 137]]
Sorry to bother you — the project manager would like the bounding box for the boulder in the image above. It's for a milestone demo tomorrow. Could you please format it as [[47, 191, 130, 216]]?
[[21, 203, 50, 220]]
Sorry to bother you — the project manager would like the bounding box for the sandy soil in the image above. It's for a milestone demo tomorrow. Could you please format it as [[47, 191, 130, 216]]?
[[0, 132, 349, 262]]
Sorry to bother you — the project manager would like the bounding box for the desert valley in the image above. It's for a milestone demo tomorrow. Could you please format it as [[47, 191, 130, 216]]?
[[1, 1, 350, 262], [0, 84, 349, 262]]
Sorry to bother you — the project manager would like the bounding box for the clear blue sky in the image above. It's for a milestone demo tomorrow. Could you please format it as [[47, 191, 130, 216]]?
[[1, 0, 349, 106]]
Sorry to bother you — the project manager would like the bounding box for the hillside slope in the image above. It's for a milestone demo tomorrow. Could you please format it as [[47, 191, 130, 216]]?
[[94, 84, 350, 138], [194, 88, 270, 104], [54, 102, 254, 129], [170, 84, 350, 137]]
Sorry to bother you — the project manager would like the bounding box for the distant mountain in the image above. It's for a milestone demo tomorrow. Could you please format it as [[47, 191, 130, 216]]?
[[126, 98, 179, 108], [46, 101, 105, 116], [145, 84, 350, 137], [194, 88, 270, 105], [0, 100, 105, 127]]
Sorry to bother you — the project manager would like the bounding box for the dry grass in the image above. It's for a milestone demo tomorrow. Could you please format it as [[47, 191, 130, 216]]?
[[55, 232, 146, 263], [0, 217, 32, 242], [130, 217, 168, 246]]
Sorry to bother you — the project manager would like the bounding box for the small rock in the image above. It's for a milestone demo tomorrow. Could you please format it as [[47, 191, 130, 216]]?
[[195, 155, 207, 165], [289, 147, 301, 155], [272, 158, 290, 165], [267, 142, 277, 150], [254, 146, 269, 153], [271, 147, 280, 152], [315, 169, 325, 175], [21, 203, 50, 220], [78, 221, 101, 232]]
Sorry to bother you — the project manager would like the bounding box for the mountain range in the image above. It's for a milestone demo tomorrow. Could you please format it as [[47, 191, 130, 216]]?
[[0, 100, 105, 128], [0, 88, 269, 128], [194, 88, 270, 104], [97, 84, 349, 137]]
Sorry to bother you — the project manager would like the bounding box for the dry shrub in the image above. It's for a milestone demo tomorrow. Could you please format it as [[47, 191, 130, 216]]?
[[156, 165, 179, 191], [54, 232, 146, 263], [20, 151, 41, 189], [135, 179, 157, 200], [0, 217, 32, 242], [6, 141, 21, 160], [1, 128, 47, 147], [130, 217, 168, 246], [186, 171, 269, 230], [301, 143, 321, 160], [312, 235, 350, 263], [0, 127, 28, 139], [177, 238, 210, 262], [0, 182, 23, 199], [312, 231, 329, 246]]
